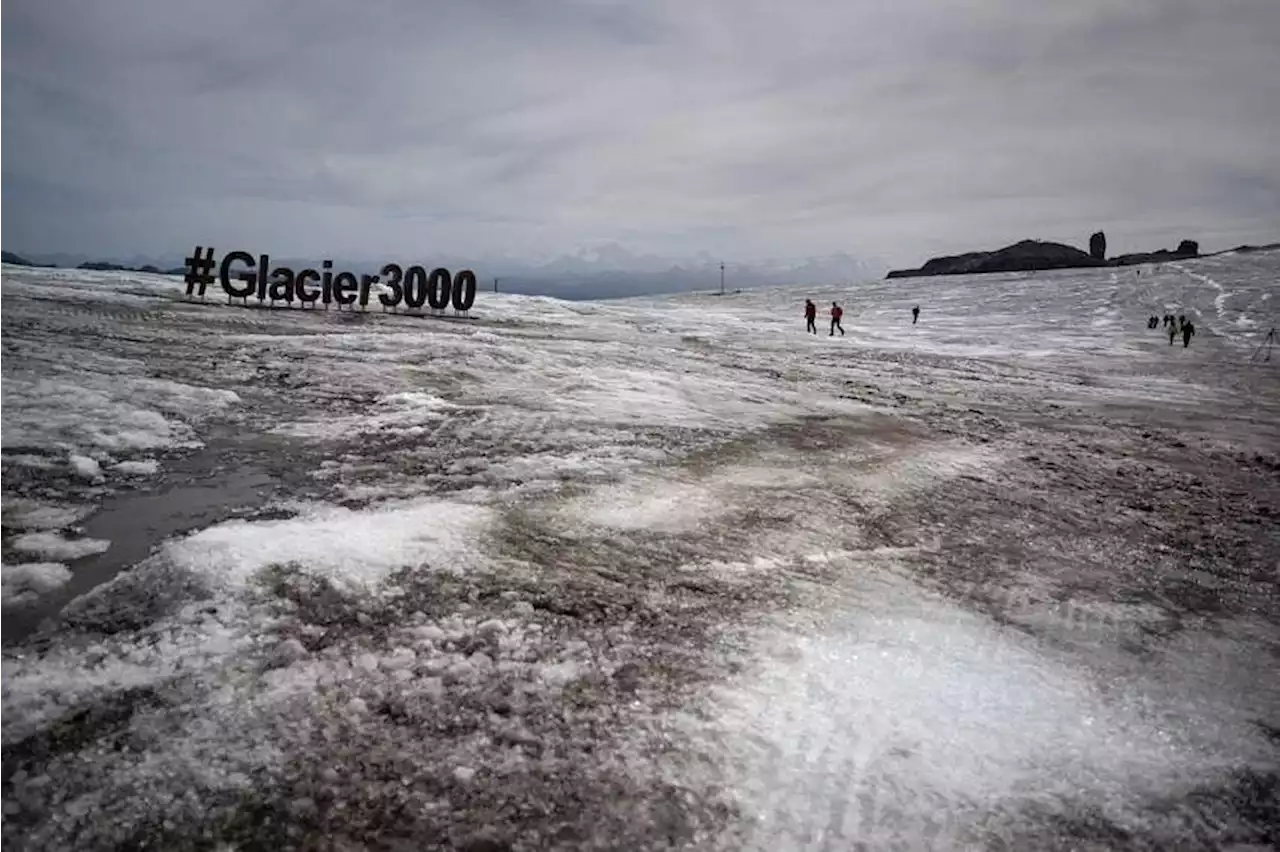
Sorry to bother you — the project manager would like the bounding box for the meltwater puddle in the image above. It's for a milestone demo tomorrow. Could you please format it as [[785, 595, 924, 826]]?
[[682, 556, 1278, 851], [2, 439, 302, 645]]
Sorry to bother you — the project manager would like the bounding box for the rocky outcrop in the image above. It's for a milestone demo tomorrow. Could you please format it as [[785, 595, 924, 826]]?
[[886, 233, 1209, 279], [1110, 239, 1201, 266], [75, 260, 179, 275], [886, 240, 1108, 279], [1089, 231, 1106, 260], [1227, 242, 1280, 254]]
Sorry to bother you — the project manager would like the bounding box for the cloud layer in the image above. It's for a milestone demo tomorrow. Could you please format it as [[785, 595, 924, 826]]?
[[4, 0, 1279, 266]]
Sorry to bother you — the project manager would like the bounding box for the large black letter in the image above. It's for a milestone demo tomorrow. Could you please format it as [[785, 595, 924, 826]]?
[[378, 263, 403, 307], [256, 254, 270, 301], [220, 251, 256, 298], [427, 268, 452, 310], [296, 269, 320, 303], [404, 265, 427, 309], [359, 274, 378, 307], [333, 272, 358, 306], [452, 269, 477, 311], [268, 267, 296, 302], [321, 260, 333, 305]]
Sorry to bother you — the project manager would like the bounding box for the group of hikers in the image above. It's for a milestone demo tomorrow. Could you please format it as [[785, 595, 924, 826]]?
[[804, 299, 843, 335], [803, 300, 921, 336], [802, 298, 1201, 349], [1147, 313, 1196, 347], [803, 297, 1200, 349]]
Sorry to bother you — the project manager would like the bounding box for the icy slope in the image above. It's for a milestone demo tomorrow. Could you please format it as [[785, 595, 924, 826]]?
[[2, 255, 1279, 850]]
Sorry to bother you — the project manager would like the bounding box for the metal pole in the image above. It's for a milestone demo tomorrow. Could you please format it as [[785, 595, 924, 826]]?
[[720, 262, 725, 295]]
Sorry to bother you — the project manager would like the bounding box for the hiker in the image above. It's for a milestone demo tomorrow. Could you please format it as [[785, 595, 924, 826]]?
[[830, 301, 844, 336], [804, 299, 817, 334], [1168, 321, 1178, 346], [1178, 314, 1187, 330], [1182, 320, 1196, 348], [912, 305, 920, 325]]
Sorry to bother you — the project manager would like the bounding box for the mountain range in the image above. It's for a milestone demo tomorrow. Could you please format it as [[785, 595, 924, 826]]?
[[1, 244, 886, 300]]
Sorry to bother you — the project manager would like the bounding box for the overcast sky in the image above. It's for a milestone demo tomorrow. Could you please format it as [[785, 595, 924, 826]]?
[[4, 0, 1279, 268]]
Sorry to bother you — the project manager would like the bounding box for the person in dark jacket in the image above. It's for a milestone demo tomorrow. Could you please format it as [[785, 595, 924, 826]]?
[[804, 299, 817, 334], [1182, 320, 1196, 348], [830, 302, 844, 336], [912, 305, 920, 325]]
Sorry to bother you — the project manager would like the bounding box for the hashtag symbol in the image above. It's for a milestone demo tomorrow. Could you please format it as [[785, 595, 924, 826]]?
[[183, 246, 217, 296]]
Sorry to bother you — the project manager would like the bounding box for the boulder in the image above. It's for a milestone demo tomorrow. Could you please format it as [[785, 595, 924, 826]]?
[[1089, 231, 1107, 260], [1176, 239, 1199, 256]]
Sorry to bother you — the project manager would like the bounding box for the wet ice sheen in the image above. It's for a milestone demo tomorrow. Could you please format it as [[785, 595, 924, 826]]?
[[698, 564, 1276, 850]]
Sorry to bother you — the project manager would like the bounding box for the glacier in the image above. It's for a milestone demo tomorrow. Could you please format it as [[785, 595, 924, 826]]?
[[2, 252, 1278, 850]]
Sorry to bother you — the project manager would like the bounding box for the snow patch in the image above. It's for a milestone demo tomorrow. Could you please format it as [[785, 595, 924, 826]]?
[[698, 565, 1271, 850], [161, 498, 492, 593], [847, 445, 1000, 507], [272, 391, 459, 440], [10, 531, 111, 561], [1, 500, 93, 531], [567, 477, 724, 533], [2, 454, 60, 470], [69, 454, 104, 481], [0, 376, 238, 456], [2, 561, 72, 604], [113, 459, 161, 476]]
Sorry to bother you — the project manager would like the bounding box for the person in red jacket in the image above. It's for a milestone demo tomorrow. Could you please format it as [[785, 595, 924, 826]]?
[[804, 299, 817, 334], [830, 301, 844, 336]]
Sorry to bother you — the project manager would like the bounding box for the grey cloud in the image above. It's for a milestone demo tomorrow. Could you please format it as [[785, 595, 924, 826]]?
[[4, 0, 1278, 267]]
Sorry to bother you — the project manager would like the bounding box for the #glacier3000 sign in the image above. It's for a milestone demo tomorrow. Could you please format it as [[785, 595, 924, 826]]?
[[184, 247, 479, 315]]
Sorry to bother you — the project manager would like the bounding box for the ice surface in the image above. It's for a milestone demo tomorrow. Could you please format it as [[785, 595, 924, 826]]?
[[69, 454, 103, 481], [0, 499, 93, 531], [111, 459, 161, 476], [2, 255, 1278, 848], [160, 498, 492, 593], [271, 390, 459, 440], [10, 531, 110, 561], [2, 376, 238, 455], [695, 560, 1279, 849], [2, 562, 72, 604]]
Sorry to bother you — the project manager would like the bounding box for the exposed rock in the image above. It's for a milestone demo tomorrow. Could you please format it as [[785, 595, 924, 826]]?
[[886, 233, 1214, 279], [887, 240, 1107, 279], [82, 260, 183, 275], [1111, 239, 1202, 266]]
